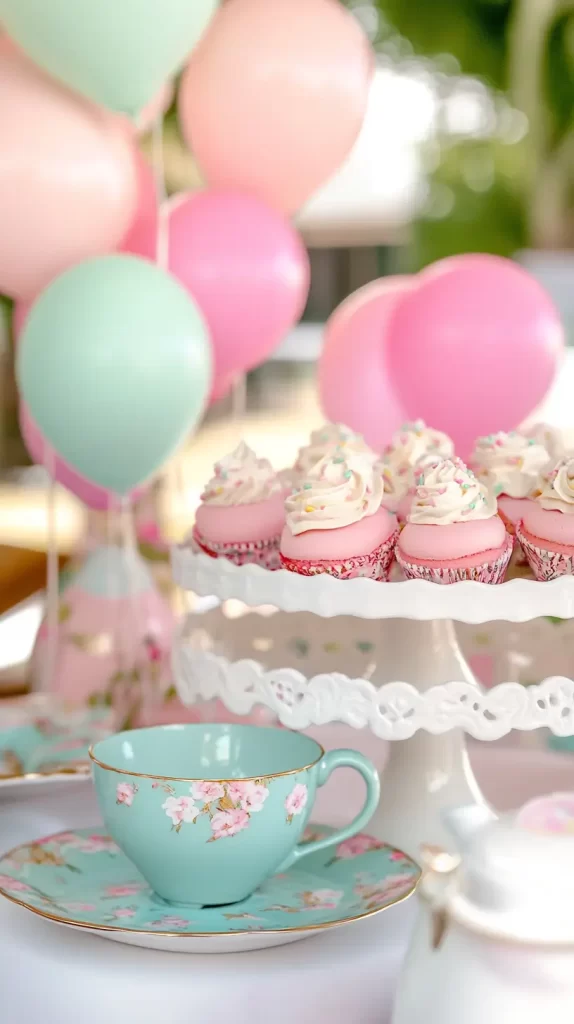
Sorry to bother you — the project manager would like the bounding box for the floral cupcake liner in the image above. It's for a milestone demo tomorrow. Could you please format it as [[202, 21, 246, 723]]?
[[191, 528, 281, 571], [280, 529, 399, 581], [515, 524, 574, 582], [395, 534, 513, 585]]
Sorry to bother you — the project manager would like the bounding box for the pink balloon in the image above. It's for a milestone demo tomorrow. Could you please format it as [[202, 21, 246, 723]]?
[[20, 402, 143, 510], [387, 255, 564, 461], [118, 151, 158, 262], [179, 0, 373, 215], [0, 40, 137, 299], [209, 372, 236, 406], [319, 277, 411, 451], [167, 190, 310, 377]]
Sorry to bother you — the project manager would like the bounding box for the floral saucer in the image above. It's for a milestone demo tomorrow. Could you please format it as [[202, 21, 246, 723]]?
[[0, 695, 111, 794], [0, 826, 420, 953]]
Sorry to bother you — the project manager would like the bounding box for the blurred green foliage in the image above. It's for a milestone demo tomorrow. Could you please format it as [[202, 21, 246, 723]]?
[[374, 0, 574, 265]]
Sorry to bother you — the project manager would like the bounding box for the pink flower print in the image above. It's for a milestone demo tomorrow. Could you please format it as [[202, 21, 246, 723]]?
[[303, 888, 344, 909], [116, 782, 137, 807], [79, 834, 120, 855], [104, 883, 144, 898], [210, 808, 250, 841], [190, 781, 225, 803], [227, 780, 269, 813], [335, 835, 386, 860], [162, 795, 200, 830], [110, 907, 137, 919], [389, 849, 409, 862], [0, 875, 30, 892], [285, 783, 308, 821], [146, 915, 190, 929]]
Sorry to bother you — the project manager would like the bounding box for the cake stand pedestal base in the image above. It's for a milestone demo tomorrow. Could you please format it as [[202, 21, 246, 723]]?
[[368, 620, 489, 858]]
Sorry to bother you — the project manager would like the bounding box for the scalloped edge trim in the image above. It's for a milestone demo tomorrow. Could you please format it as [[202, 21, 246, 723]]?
[[171, 545, 574, 622]]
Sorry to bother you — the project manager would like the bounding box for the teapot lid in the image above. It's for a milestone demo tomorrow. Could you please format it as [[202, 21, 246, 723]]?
[[444, 794, 574, 945]]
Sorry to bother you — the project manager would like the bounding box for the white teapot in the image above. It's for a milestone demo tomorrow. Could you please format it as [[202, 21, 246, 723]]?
[[392, 795, 574, 1024]]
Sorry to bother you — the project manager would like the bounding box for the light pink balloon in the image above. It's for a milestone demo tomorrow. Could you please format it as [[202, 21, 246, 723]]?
[[387, 254, 564, 461], [179, 0, 374, 215], [118, 151, 158, 262], [167, 190, 310, 377], [0, 40, 137, 299], [319, 277, 411, 451], [20, 402, 144, 510]]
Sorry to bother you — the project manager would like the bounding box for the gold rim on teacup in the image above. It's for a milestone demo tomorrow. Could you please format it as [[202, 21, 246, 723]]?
[[89, 730, 325, 784]]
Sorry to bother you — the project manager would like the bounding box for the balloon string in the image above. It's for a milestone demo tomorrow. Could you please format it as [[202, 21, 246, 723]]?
[[151, 112, 168, 271], [43, 451, 59, 693]]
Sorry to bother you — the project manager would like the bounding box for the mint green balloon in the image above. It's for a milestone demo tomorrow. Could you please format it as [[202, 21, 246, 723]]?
[[0, 0, 218, 117], [17, 255, 212, 495]]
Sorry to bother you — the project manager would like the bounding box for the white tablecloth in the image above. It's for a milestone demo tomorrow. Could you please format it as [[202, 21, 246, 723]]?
[[2, 727, 573, 1024]]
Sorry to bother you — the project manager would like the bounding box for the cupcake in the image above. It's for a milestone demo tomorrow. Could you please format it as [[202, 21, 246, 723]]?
[[517, 458, 574, 580], [280, 451, 398, 580], [470, 431, 551, 533], [381, 420, 455, 519], [192, 442, 284, 569], [526, 422, 565, 462], [288, 422, 379, 491], [396, 458, 513, 585]]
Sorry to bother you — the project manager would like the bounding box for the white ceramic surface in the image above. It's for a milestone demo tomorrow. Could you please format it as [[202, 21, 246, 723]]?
[[393, 801, 574, 1024], [171, 547, 574, 623]]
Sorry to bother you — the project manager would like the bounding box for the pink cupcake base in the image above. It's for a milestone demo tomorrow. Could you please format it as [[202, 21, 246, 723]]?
[[395, 534, 513, 585], [516, 524, 574, 582], [191, 527, 281, 570], [280, 530, 399, 581]]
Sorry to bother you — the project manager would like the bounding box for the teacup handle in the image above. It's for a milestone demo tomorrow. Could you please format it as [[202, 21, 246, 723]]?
[[277, 748, 380, 872]]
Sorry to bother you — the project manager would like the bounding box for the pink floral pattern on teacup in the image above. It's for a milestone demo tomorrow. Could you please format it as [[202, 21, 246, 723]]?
[[116, 782, 137, 807], [285, 783, 308, 823], [210, 808, 250, 841], [157, 778, 272, 841], [516, 793, 574, 835], [227, 781, 269, 813], [190, 781, 225, 802], [162, 795, 200, 832]]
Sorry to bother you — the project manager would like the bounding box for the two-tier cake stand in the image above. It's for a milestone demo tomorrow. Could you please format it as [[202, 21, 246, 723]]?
[[171, 547, 574, 857]]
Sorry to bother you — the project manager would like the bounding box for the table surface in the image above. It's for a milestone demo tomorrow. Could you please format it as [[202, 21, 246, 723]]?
[[2, 730, 574, 1024]]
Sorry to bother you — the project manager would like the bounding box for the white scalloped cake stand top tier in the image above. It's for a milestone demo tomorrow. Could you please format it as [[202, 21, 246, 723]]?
[[171, 547, 574, 623]]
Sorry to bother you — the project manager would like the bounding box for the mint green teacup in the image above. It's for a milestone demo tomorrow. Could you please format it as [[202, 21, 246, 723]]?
[[90, 724, 380, 907]]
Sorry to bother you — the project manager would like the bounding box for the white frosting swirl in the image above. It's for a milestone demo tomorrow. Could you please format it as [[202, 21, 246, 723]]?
[[201, 442, 280, 506], [294, 423, 379, 478], [471, 431, 551, 499], [408, 458, 496, 525], [532, 457, 574, 515], [382, 420, 454, 499], [285, 453, 384, 534], [526, 422, 565, 461]]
